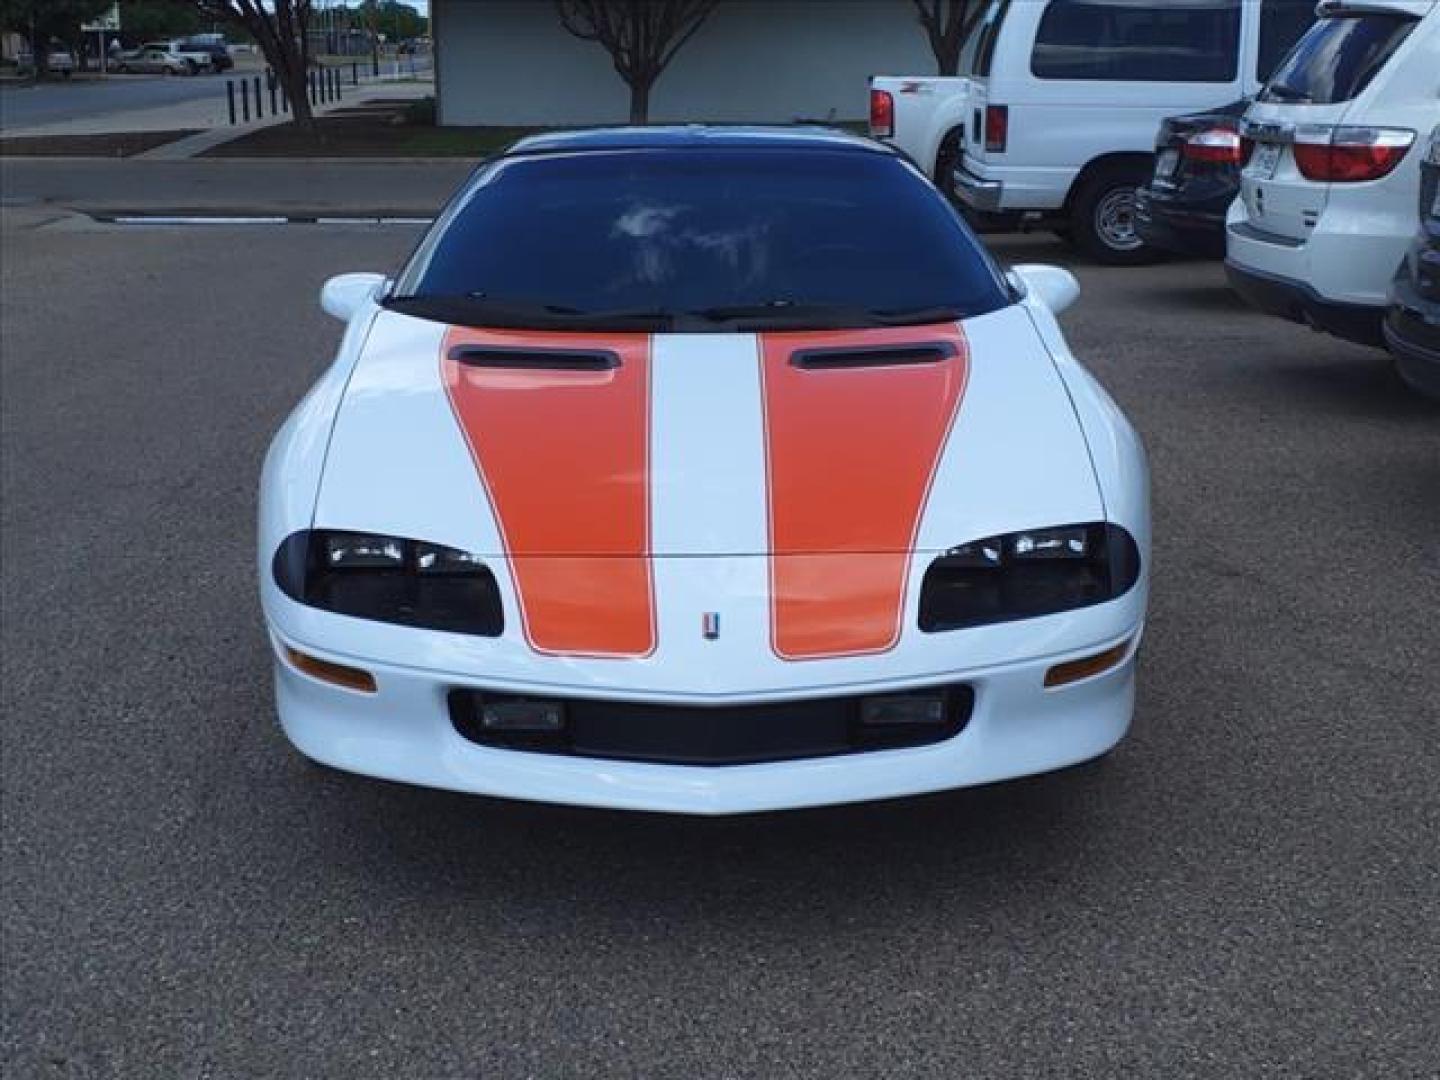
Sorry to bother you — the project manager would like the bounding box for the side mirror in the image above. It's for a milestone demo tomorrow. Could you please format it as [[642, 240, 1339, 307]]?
[[1010, 264, 1080, 315], [320, 272, 387, 322]]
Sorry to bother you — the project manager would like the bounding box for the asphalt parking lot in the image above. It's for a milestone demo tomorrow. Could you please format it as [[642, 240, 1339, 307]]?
[[3, 206, 1437, 1078]]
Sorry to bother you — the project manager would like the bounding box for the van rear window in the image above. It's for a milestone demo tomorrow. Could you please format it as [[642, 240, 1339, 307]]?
[[1031, 0, 1240, 83], [1261, 14, 1417, 105]]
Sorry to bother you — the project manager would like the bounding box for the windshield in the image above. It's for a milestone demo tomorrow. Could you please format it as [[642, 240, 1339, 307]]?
[[1261, 13, 1417, 105], [389, 147, 1011, 333]]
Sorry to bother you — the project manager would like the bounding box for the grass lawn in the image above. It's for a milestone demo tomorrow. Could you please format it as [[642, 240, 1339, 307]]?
[[0, 130, 200, 158], [200, 102, 870, 159]]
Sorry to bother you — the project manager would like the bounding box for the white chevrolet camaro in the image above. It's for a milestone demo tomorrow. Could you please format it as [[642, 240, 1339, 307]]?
[[259, 127, 1149, 814]]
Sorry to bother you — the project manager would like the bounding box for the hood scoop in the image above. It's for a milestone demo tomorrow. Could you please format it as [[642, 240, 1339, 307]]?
[[449, 344, 621, 371], [790, 340, 958, 370]]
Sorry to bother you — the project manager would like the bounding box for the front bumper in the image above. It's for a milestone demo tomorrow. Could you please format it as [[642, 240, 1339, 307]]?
[[269, 624, 1141, 815]]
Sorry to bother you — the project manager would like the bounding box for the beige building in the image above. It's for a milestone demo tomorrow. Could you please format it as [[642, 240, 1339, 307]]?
[[431, 0, 938, 126]]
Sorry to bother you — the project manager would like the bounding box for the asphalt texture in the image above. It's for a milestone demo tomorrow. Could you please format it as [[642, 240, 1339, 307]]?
[[0, 159, 474, 218], [3, 206, 1438, 1078]]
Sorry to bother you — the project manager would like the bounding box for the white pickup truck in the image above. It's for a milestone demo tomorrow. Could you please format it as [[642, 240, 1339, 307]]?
[[871, 0, 1316, 263]]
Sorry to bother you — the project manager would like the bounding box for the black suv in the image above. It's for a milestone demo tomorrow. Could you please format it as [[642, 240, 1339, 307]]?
[[1384, 125, 1440, 401], [177, 36, 232, 72]]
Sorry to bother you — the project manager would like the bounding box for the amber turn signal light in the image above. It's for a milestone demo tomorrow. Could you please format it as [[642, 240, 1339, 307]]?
[[284, 647, 377, 693], [1044, 641, 1131, 689]]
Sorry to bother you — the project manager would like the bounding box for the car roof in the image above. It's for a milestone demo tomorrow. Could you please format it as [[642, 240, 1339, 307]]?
[[503, 125, 894, 158]]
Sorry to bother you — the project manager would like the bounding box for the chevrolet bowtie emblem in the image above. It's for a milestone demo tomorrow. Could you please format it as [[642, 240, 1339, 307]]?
[[702, 612, 720, 640]]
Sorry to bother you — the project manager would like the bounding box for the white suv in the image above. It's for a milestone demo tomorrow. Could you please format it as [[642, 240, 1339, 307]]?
[[871, 0, 1318, 264], [1226, 1, 1439, 345]]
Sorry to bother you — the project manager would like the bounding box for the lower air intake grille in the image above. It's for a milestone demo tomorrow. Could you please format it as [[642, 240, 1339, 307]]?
[[449, 686, 974, 767]]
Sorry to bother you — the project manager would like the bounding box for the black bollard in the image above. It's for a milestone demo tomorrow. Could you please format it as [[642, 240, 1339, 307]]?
[[227, 80, 236, 125]]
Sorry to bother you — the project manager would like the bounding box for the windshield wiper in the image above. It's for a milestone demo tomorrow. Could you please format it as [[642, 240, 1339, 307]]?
[[385, 294, 675, 331], [688, 301, 967, 330]]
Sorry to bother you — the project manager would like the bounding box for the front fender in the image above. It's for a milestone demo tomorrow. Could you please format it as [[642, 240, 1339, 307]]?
[[257, 301, 380, 609]]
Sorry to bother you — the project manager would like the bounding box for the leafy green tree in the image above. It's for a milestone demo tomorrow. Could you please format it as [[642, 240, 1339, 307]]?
[[348, 0, 426, 43], [0, 0, 113, 75], [117, 0, 203, 42]]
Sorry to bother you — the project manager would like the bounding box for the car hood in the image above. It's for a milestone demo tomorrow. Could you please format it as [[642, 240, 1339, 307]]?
[[316, 303, 1103, 559], [313, 302, 1104, 660]]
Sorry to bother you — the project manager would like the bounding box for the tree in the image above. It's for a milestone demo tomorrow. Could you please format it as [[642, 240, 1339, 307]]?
[[0, 0, 113, 77], [184, 0, 317, 128], [349, 0, 427, 43], [117, 0, 203, 43], [910, 0, 987, 76], [555, 0, 721, 124]]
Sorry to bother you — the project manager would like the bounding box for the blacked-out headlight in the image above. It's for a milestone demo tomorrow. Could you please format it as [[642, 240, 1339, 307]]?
[[919, 523, 1139, 632], [273, 530, 503, 636]]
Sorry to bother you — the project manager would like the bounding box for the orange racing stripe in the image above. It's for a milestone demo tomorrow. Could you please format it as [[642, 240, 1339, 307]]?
[[758, 323, 970, 659], [441, 327, 655, 657]]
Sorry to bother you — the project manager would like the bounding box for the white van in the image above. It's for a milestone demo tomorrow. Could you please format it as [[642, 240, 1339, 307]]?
[[1226, 1, 1438, 346], [871, 0, 1317, 263]]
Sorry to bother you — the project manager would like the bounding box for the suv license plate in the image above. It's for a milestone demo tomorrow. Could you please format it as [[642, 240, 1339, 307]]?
[[1155, 149, 1179, 180], [1246, 142, 1283, 180]]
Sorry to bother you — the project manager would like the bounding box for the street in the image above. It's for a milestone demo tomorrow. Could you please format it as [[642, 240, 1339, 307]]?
[[0, 74, 233, 131], [2, 196, 1438, 1077]]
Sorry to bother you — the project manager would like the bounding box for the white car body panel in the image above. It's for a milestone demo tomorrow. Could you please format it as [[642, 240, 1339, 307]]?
[[1228, 3, 1440, 310]]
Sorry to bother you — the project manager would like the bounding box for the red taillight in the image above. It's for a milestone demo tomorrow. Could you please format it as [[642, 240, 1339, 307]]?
[[870, 88, 894, 138], [1293, 126, 1415, 183], [984, 104, 1008, 154], [1183, 127, 1242, 165]]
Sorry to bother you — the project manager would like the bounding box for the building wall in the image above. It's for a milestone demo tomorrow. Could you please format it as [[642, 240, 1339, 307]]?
[[435, 0, 936, 126]]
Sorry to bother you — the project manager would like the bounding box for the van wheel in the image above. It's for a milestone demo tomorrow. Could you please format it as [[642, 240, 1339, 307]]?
[[933, 129, 963, 201], [1068, 165, 1157, 266]]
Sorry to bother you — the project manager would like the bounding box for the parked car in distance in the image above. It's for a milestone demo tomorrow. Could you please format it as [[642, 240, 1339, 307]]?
[[175, 35, 233, 73], [1226, 1, 1438, 346], [141, 39, 213, 74], [114, 47, 191, 76], [872, 0, 1323, 264], [1384, 124, 1440, 398], [1135, 103, 1249, 258], [1136, 0, 1316, 258], [17, 47, 77, 78]]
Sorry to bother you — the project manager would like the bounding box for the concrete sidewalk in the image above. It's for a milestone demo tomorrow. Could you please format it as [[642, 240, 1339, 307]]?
[[3, 73, 432, 150]]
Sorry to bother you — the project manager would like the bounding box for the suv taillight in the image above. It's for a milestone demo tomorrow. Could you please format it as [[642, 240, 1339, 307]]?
[[1183, 127, 1242, 165], [870, 89, 894, 138], [984, 105, 1008, 154], [1293, 126, 1415, 183]]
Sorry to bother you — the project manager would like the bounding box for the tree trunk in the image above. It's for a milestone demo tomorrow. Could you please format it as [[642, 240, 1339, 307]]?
[[628, 80, 651, 125], [936, 40, 961, 76], [279, 61, 316, 128]]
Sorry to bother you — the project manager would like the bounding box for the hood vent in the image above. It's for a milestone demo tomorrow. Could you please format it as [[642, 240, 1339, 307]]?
[[790, 341, 958, 370], [449, 345, 620, 371]]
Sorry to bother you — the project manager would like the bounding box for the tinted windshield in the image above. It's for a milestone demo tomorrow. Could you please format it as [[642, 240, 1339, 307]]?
[[391, 147, 1011, 332], [1261, 13, 1417, 104]]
